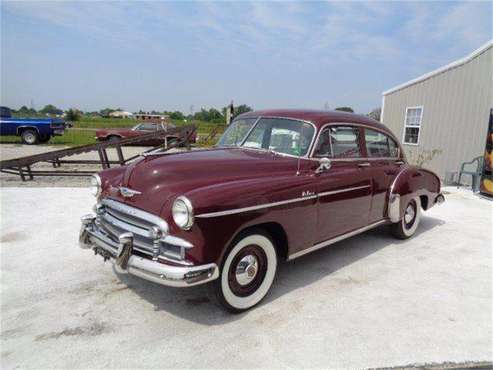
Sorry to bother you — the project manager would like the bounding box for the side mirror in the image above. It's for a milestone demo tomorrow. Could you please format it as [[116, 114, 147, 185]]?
[[315, 157, 332, 174]]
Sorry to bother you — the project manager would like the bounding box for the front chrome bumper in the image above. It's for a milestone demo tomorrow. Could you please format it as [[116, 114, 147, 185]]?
[[79, 215, 219, 287]]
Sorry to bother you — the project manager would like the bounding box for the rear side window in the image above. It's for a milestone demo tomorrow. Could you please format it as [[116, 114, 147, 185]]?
[[364, 129, 399, 158], [314, 126, 362, 158]]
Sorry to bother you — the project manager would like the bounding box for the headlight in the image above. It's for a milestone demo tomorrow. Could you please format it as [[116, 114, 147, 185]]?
[[172, 196, 194, 230], [90, 174, 101, 197]]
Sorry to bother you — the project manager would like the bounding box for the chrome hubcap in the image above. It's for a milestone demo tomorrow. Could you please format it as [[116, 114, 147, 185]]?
[[235, 254, 258, 286], [404, 204, 415, 224], [25, 133, 35, 143]]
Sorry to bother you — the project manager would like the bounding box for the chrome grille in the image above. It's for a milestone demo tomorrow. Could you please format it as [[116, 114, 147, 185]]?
[[97, 199, 168, 258]]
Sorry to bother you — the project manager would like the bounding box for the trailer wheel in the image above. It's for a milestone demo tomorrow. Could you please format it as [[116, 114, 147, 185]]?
[[21, 129, 39, 145]]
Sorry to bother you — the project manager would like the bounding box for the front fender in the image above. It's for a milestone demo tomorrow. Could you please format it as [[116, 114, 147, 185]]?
[[166, 174, 318, 265], [388, 165, 441, 222]]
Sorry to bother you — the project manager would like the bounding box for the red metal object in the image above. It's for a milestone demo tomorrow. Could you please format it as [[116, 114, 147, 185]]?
[[95, 110, 442, 266], [96, 122, 197, 146]]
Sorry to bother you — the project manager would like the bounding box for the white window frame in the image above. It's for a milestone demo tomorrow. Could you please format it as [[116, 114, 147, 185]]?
[[402, 106, 423, 146]]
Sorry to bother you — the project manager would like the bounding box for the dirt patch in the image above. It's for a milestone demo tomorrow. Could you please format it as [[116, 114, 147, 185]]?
[[35, 321, 111, 341]]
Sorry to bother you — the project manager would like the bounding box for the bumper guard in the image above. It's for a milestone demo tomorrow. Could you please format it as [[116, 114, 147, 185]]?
[[79, 214, 219, 287]]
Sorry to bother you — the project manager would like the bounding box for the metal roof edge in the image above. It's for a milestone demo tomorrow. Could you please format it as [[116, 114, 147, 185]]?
[[382, 40, 493, 96]]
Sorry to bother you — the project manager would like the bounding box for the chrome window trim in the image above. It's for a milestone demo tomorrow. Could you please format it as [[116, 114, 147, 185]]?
[[196, 184, 371, 218], [288, 219, 387, 260], [310, 122, 402, 159], [236, 116, 318, 159]]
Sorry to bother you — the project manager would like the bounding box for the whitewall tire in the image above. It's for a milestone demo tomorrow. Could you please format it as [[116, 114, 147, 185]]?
[[390, 197, 421, 239], [215, 232, 277, 313]]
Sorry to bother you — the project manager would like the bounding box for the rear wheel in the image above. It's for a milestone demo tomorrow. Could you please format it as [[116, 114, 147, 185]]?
[[21, 129, 39, 145], [390, 197, 421, 239], [214, 231, 277, 313]]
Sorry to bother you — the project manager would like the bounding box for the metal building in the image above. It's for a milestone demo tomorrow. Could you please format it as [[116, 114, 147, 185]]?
[[381, 41, 493, 180]]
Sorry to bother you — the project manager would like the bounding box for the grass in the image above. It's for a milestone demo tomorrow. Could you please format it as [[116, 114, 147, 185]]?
[[0, 117, 226, 147]]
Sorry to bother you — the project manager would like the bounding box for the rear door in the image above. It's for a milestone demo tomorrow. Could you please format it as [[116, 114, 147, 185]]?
[[313, 125, 373, 244], [363, 128, 403, 223]]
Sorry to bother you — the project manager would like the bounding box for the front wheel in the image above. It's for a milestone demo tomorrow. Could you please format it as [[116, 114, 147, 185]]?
[[214, 231, 277, 313], [390, 197, 421, 239], [21, 129, 39, 145]]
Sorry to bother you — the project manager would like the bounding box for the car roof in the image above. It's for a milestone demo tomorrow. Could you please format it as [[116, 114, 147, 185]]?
[[238, 109, 391, 135]]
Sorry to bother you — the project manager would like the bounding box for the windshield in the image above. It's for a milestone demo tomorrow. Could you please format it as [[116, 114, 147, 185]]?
[[244, 118, 314, 156], [217, 117, 314, 156], [217, 118, 257, 147]]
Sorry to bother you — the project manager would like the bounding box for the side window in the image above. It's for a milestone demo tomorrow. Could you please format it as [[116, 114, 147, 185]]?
[[314, 126, 362, 158], [364, 129, 399, 158], [403, 106, 423, 145]]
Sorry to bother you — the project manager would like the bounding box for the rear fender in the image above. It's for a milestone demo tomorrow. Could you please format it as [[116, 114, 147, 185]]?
[[387, 165, 441, 222]]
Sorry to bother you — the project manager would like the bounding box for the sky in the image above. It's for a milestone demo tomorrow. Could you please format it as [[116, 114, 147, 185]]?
[[1, 1, 491, 114]]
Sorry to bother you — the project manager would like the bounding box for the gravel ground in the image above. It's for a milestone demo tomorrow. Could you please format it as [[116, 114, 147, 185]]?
[[0, 186, 491, 369], [0, 143, 185, 187]]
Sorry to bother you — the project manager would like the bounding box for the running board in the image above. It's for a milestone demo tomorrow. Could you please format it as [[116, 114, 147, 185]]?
[[288, 219, 388, 260]]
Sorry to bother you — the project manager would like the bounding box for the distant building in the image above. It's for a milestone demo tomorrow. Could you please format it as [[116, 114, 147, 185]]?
[[109, 110, 133, 118], [382, 41, 492, 180], [134, 113, 169, 123]]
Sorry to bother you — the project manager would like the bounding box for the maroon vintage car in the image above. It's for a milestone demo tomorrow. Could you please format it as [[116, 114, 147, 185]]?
[[80, 109, 444, 312], [96, 122, 197, 146]]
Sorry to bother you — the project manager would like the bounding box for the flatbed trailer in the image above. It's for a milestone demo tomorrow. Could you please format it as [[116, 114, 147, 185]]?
[[0, 125, 196, 181]]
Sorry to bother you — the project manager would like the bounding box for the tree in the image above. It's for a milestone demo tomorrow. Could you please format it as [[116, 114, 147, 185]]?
[[368, 107, 381, 122], [100, 108, 116, 117], [40, 104, 63, 115], [168, 111, 184, 120], [334, 107, 354, 113], [66, 108, 81, 121], [234, 104, 252, 116]]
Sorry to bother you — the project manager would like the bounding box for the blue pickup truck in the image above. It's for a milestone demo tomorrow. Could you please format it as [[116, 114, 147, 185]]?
[[0, 106, 66, 144]]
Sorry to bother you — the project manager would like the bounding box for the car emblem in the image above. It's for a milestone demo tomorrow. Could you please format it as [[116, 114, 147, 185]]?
[[119, 187, 142, 198]]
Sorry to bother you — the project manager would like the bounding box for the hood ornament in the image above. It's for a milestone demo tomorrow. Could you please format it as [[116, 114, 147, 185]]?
[[119, 187, 142, 198]]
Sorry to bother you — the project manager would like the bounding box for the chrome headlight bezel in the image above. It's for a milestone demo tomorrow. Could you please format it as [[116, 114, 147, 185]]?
[[90, 174, 102, 197], [172, 196, 194, 230]]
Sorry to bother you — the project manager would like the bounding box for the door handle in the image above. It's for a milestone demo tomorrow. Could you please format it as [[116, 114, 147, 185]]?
[[358, 162, 371, 167], [395, 160, 405, 165]]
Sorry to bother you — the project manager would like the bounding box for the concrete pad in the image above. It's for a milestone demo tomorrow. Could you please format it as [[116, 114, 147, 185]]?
[[0, 187, 491, 369]]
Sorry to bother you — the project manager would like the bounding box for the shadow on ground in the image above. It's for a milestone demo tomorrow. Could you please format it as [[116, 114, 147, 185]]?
[[115, 215, 445, 325]]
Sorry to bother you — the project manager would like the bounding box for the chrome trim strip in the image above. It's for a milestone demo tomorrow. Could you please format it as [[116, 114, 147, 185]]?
[[102, 198, 169, 233], [195, 195, 318, 218], [196, 185, 371, 218], [318, 184, 371, 197], [288, 220, 387, 260]]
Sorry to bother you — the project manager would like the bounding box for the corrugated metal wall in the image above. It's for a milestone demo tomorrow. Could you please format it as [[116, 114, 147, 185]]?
[[382, 46, 493, 180]]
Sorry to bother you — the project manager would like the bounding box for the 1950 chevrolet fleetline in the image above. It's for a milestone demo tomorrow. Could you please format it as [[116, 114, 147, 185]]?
[[79, 110, 444, 312]]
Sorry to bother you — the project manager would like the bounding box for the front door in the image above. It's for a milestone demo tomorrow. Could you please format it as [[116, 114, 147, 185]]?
[[313, 125, 372, 244]]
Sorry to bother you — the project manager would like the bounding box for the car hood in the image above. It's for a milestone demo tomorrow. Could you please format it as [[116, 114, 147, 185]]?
[[106, 148, 300, 215]]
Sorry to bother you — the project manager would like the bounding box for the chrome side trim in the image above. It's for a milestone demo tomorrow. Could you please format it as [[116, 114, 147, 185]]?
[[318, 184, 371, 197], [288, 220, 387, 260], [102, 198, 169, 233], [196, 185, 371, 218], [195, 195, 318, 218], [388, 193, 401, 223]]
